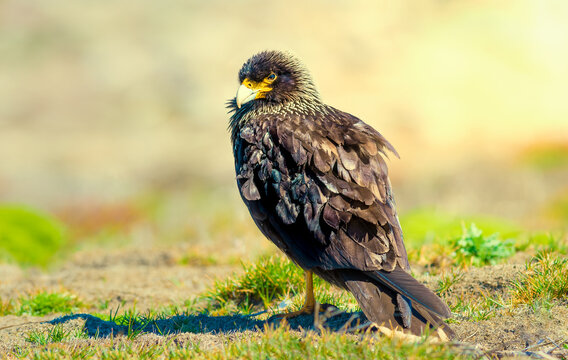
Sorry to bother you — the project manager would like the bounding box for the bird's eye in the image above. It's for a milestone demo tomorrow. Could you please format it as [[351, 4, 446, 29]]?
[[266, 73, 277, 82]]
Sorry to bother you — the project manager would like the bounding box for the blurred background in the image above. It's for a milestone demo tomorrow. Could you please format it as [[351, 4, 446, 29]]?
[[1, 0, 567, 267]]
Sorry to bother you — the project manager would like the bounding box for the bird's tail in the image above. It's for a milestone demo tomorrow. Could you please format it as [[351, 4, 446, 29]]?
[[341, 268, 454, 340]]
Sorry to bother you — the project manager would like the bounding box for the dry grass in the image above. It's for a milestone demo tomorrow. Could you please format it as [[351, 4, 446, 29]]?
[[511, 251, 568, 307]]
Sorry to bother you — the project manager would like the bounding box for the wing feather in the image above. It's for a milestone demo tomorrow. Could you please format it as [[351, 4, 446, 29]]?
[[237, 109, 408, 273]]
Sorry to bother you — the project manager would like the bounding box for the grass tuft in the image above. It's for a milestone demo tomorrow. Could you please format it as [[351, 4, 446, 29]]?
[[26, 324, 87, 345], [202, 255, 358, 315], [511, 251, 568, 307], [204, 255, 306, 313]]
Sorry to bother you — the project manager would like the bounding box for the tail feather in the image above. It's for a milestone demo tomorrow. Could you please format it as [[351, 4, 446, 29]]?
[[340, 269, 454, 339], [371, 268, 451, 318]]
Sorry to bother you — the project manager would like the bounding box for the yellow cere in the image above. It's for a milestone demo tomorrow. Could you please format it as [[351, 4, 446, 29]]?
[[242, 73, 277, 99]]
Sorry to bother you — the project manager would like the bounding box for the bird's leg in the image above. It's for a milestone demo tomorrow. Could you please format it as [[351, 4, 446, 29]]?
[[302, 270, 316, 312], [273, 271, 316, 319]]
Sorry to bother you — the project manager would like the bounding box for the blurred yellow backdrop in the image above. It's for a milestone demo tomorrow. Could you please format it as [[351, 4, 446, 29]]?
[[1, 0, 567, 227]]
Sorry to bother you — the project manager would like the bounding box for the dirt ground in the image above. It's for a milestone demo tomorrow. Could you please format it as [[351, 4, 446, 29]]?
[[1, 248, 567, 359]]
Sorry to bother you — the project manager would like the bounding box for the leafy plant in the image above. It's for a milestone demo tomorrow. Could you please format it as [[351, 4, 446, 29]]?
[[450, 223, 515, 266]]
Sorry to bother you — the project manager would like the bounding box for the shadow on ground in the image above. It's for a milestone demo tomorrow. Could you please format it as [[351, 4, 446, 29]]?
[[50, 310, 368, 338]]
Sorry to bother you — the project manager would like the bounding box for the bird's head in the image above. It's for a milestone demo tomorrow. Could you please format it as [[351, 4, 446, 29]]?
[[235, 50, 320, 109]]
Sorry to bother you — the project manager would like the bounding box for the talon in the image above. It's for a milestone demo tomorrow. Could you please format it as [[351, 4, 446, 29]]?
[[270, 271, 319, 321], [271, 304, 316, 320]]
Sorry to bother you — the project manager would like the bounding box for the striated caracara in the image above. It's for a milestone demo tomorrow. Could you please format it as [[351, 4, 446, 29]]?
[[227, 50, 453, 339]]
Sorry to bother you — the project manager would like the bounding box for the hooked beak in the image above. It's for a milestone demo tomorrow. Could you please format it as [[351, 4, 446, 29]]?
[[236, 84, 259, 108]]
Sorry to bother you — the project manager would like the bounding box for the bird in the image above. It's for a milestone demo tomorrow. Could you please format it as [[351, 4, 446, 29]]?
[[227, 50, 453, 339]]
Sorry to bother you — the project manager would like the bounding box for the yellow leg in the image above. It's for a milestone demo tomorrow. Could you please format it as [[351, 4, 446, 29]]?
[[273, 271, 316, 319]]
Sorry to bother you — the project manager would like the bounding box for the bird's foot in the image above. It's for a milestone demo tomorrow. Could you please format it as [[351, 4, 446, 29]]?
[[269, 303, 336, 321]]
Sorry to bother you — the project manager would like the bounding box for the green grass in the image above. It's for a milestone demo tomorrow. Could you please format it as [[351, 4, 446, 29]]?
[[511, 251, 568, 307], [210, 325, 466, 360], [26, 324, 87, 345], [436, 270, 464, 296], [0, 205, 67, 267], [202, 255, 358, 315], [19, 291, 83, 316], [435, 269, 508, 323], [0, 291, 84, 316], [447, 292, 507, 323], [203, 255, 306, 314], [17, 324, 469, 360], [106, 308, 166, 339]]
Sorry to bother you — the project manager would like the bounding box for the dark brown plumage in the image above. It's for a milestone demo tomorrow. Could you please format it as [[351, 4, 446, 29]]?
[[227, 50, 453, 339]]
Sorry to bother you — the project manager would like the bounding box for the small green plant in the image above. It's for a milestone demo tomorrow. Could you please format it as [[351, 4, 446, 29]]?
[[18, 291, 82, 316], [511, 251, 568, 307], [450, 223, 515, 266]]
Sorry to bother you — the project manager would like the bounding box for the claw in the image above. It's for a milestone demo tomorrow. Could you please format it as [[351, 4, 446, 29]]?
[[270, 271, 317, 320]]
